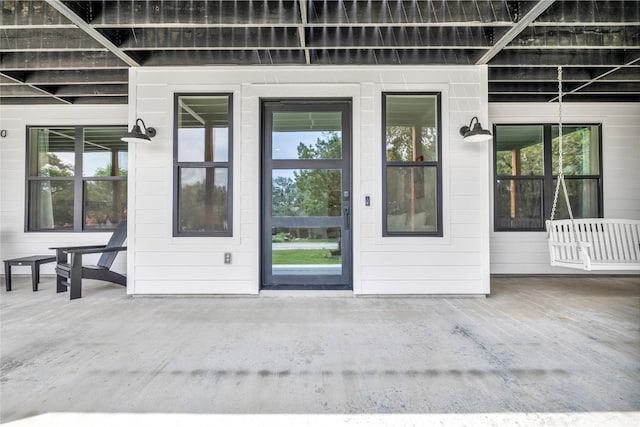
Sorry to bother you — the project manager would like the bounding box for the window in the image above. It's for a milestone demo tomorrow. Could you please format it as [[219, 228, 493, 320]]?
[[382, 93, 442, 236], [174, 94, 232, 236], [494, 124, 602, 231], [26, 126, 128, 232]]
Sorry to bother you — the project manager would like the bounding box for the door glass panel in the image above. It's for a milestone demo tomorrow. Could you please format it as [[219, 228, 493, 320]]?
[[272, 112, 342, 160], [272, 227, 342, 276], [263, 100, 351, 289], [272, 169, 342, 217]]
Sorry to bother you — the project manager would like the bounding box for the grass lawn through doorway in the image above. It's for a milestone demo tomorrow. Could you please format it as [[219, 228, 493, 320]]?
[[272, 249, 340, 264]]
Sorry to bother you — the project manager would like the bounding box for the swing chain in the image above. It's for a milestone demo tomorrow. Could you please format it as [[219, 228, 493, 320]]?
[[549, 66, 581, 250], [550, 66, 563, 222]]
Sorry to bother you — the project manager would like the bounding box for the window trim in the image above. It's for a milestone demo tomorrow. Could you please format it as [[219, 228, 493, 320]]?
[[381, 92, 443, 237], [493, 123, 603, 232], [173, 92, 234, 237], [25, 125, 128, 233]]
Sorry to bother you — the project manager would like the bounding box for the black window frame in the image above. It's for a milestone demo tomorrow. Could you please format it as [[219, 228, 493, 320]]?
[[25, 125, 128, 233], [382, 92, 443, 237], [173, 92, 233, 237], [493, 123, 603, 232]]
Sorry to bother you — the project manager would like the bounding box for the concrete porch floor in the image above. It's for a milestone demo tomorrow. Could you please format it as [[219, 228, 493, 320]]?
[[1, 275, 639, 426]]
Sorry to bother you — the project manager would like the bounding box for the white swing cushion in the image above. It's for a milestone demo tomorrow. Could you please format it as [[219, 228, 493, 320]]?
[[546, 219, 640, 271]]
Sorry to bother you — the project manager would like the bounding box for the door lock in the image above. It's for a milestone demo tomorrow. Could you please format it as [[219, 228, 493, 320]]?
[[343, 206, 350, 230]]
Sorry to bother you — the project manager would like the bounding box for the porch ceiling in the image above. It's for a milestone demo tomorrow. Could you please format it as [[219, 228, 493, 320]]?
[[1, 1, 639, 106]]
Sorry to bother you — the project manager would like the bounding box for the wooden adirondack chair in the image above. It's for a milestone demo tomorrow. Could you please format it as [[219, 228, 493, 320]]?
[[50, 221, 127, 300]]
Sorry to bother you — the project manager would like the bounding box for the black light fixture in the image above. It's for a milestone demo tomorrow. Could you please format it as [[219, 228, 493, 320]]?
[[121, 118, 156, 144], [459, 116, 492, 142]]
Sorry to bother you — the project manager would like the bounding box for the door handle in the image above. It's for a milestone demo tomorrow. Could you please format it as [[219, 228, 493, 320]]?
[[343, 206, 350, 230]]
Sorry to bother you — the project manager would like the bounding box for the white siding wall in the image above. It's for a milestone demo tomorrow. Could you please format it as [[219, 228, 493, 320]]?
[[130, 66, 490, 295], [489, 103, 640, 274], [0, 105, 128, 276]]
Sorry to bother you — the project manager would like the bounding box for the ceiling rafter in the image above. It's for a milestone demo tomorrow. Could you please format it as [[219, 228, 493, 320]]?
[[0, 72, 71, 104], [43, 0, 140, 67], [298, 0, 311, 64], [548, 56, 640, 102], [476, 0, 557, 65]]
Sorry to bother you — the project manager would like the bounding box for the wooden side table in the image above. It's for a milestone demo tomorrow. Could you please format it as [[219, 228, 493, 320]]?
[[4, 255, 57, 292]]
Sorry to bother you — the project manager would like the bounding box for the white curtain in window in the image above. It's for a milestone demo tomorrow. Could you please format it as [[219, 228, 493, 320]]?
[[37, 129, 54, 228]]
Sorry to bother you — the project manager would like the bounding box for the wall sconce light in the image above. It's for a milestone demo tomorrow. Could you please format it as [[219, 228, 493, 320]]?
[[121, 118, 156, 143], [459, 116, 492, 142]]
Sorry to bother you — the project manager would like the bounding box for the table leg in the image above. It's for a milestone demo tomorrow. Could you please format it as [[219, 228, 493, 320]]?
[[56, 275, 68, 293], [4, 262, 11, 291], [31, 262, 38, 291], [69, 253, 82, 300]]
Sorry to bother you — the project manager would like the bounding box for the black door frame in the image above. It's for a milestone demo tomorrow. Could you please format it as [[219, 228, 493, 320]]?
[[260, 98, 353, 290]]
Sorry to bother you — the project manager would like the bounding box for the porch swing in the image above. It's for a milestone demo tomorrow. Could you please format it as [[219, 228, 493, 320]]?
[[545, 66, 640, 271]]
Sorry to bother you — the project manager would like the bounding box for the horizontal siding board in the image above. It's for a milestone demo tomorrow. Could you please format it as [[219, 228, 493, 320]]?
[[129, 66, 489, 294], [2, 66, 493, 292], [135, 266, 252, 281], [0, 104, 127, 274], [359, 280, 486, 294], [136, 251, 254, 266], [361, 251, 482, 266], [489, 102, 640, 274], [361, 265, 481, 281], [133, 281, 257, 294]]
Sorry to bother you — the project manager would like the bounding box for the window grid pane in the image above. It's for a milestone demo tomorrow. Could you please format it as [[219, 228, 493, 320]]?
[[84, 180, 128, 229], [495, 125, 544, 176], [29, 180, 74, 230], [83, 127, 128, 177], [493, 124, 602, 231], [174, 93, 233, 236], [28, 127, 75, 177], [178, 167, 229, 233], [552, 125, 600, 175], [386, 166, 438, 233], [27, 126, 128, 232], [383, 93, 441, 236], [551, 178, 600, 219], [177, 95, 230, 163], [495, 179, 544, 230]]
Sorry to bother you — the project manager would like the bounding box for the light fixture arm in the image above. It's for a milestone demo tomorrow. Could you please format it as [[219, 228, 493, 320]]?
[[136, 118, 156, 138], [459, 116, 480, 136], [121, 117, 157, 143]]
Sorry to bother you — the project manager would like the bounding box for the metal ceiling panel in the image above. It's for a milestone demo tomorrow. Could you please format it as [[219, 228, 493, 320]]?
[[1, 0, 638, 105]]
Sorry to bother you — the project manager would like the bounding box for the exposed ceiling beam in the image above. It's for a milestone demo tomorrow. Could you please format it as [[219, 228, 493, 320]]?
[[1, 51, 130, 71], [0, 72, 71, 105], [179, 99, 206, 125], [54, 84, 128, 97], [298, 0, 310, 65], [24, 70, 128, 85], [44, 0, 140, 67], [476, 0, 556, 65], [5, 21, 636, 30]]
